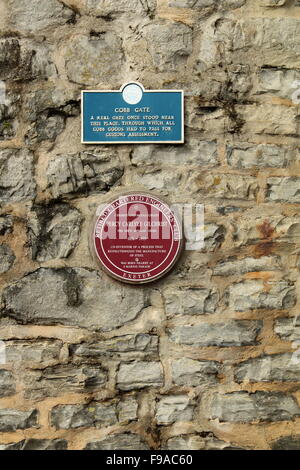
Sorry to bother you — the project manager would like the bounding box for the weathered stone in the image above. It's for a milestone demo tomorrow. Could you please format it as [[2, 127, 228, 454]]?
[[213, 256, 281, 276], [156, 395, 195, 425], [256, 68, 300, 100], [274, 316, 300, 341], [241, 104, 298, 136], [117, 361, 163, 390], [169, 320, 262, 347], [210, 391, 300, 423], [221, 0, 246, 6], [271, 435, 300, 450], [28, 203, 82, 262], [142, 22, 193, 72], [227, 143, 293, 168], [0, 96, 18, 140], [65, 33, 124, 86], [71, 334, 158, 360], [191, 173, 259, 200], [4, 340, 62, 364], [165, 433, 244, 450], [0, 38, 56, 81], [235, 353, 300, 383], [26, 113, 65, 144], [85, 433, 149, 450], [131, 140, 218, 168], [51, 398, 138, 429], [226, 279, 296, 311], [198, 17, 300, 69], [23, 365, 107, 400], [163, 287, 218, 317], [0, 244, 15, 273], [0, 149, 36, 204], [2, 268, 147, 331], [0, 215, 13, 235], [186, 102, 227, 134], [0, 369, 15, 397], [46, 150, 124, 198], [24, 87, 79, 123], [117, 397, 138, 423], [2, 439, 67, 450], [51, 402, 117, 429], [0, 409, 38, 432], [171, 0, 246, 6], [266, 177, 300, 203], [203, 224, 226, 251], [171, 358, 220, 386], [132, 168, 181, 194], [169, 0, 215, 7], [8, 0, 74, 33], [86, 0, 156, 15], [232, 215, 300, 247], [260, 0, 288, 6]]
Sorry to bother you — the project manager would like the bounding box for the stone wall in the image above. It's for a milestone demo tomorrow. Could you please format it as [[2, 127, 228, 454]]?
[[0, 0, 299, 451]]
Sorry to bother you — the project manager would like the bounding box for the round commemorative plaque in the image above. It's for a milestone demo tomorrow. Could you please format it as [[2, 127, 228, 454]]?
[[93, 192, 183, 284]]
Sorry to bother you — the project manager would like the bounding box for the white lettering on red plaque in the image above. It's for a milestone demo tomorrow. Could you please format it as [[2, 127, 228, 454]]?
[[93, 193, 183, 283]]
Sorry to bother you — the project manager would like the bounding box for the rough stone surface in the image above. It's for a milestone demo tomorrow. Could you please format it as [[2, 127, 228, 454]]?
[[165, 433, 244, 450], [210, 392, 300, 423], [163, 287, 218, 316], [232, 214, 300, 247], [65, 33, 124, 86], [192, 174, 259, 200], [267, 177, 300, 203], [274, 317, 300, 341], [86, 0, 157, 15], [0, 215, 13, 235], [235, 353, 300, 383], [85, 433, 150, 450], [227, 143, 293, 169], [117, 362, 163, 390], [131, 141, 218, 168], [226, 280, 296, 312], [51, 402, 117, 430], [169, 0, 215, 7], [4, 340, 62, 364], [0, 149, 36, 204], [171, 358, 221, 386], [213, 256, 280, 276], [203, 224, 226, 251], [0, 439, 67, 450], [2, 268, 147, 331], [46, 151, 124, 198], [0, 38, 56, 82], [0, 244, 15, 273], [257, 67, 300, 99], [142, 22, 193, 72], [169, 321, 263, 347], [7, 0, 74, 33], [156, 395, 195, 425], [71, 334, 158, 360], [23, 365, 107, 400], [28, 203, 82, 261], [271, 436, 300, 451], [26, 113, 65, 145], [0, 409, 38, 432], [0, 369, 15, 397], [117, 397, 138, 423]]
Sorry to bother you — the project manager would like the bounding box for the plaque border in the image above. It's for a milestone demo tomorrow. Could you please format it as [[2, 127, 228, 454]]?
[[81, 82, 184, 145], [91, 191, 184, 285]]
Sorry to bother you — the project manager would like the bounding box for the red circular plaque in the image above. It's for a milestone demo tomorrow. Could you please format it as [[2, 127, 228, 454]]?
[[93, 193, 183, 284]]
